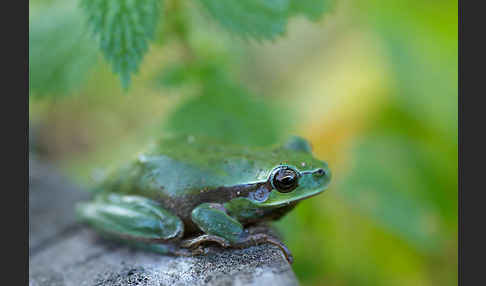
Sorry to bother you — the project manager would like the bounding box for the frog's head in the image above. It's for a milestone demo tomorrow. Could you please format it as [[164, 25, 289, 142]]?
[[257, 163, 331, 207], [222, 136, 331, 221], [247, 136, 331, 208]]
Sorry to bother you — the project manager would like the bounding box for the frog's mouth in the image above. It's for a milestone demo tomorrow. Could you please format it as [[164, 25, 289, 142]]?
[[259, 187, 326, 207]]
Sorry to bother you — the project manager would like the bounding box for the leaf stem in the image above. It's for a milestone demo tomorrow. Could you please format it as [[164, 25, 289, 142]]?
[[167, 0, 196, 63]]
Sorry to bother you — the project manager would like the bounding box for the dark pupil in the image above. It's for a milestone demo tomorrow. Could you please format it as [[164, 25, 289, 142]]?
[[281, 176, 294, 186], [274, 169, 298, 192]]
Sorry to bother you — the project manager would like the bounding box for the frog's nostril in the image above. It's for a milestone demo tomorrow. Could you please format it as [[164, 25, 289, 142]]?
[[314, 168, 326, 177]]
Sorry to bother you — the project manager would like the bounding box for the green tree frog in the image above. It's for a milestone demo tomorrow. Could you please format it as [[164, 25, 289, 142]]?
[[76, 135, 331, 263]]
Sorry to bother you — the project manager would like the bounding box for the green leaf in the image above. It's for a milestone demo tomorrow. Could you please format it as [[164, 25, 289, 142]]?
[[165, 73, 284, 147], [289, 0, 334, 20], [80, 0, 161, 89], [196, 0, 333, 40], [154, 60, 223, 89], [157, 64, 193, 88], [368, 102, 458, 227], [197, 0, 289, 40], [29, 5, 99, 96], [363, 0, 457, 138], [337, 135, 450, 253]]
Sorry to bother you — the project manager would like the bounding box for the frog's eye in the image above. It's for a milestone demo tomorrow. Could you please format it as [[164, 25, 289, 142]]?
[[272, 166, 299, 193]]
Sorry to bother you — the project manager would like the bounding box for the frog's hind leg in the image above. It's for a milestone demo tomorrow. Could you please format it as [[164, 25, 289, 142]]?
[[76, 193, 185, 251]]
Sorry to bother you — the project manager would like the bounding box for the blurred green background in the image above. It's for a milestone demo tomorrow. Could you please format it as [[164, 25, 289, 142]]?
[[29, 0, 457, 285]]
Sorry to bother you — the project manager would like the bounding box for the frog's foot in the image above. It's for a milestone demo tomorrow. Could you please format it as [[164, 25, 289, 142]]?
[[180, 234, 231, 249], [171, 245, 207, 257], [234, 232, 294, 264]]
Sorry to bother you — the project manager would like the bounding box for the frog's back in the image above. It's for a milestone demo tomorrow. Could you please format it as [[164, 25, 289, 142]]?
[[97, 135, 326, 224]]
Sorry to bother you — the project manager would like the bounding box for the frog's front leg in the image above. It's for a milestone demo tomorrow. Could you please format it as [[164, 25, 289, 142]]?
[[183, 203, 293, 263]]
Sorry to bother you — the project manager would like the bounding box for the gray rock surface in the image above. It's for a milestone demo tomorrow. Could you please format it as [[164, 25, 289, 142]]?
[[29, 158, 299, 286]]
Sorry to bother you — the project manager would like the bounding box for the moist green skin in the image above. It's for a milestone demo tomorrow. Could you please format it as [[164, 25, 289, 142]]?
[[76, 134, 331, 260]]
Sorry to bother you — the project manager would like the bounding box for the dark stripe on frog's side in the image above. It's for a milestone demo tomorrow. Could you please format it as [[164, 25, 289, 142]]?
[[155, 181, 272, 235], [160, 181, 301, 236]]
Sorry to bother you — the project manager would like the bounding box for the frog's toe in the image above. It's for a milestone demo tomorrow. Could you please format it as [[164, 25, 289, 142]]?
[[180, 234, 231, 249], [165, 245, 206, 257], [234, 232, 294, 264]]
